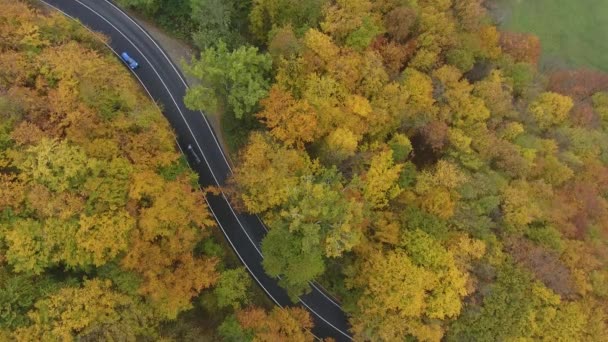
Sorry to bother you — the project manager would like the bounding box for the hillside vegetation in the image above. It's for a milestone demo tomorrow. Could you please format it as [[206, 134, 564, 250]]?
[[0, 1, 315, 341], [143, 0, 607, 340], [5, 0, 608, 340]]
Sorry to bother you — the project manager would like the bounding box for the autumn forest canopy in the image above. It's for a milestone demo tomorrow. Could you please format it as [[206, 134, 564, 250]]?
[[2, 0, 608, 341], [0, 1, 314, 341]]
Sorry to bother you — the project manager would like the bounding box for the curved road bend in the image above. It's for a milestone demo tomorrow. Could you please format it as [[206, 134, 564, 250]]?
[[41, 0, 352, 340]]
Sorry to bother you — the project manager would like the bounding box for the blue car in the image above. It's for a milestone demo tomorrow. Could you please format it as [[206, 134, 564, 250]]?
[[120, 52, 139, 69]]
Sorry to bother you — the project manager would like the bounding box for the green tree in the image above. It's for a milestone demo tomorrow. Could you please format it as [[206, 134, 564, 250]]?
[[0, 272, 61, 330], [345, 15, 383, 51], [117, 0, 159, 14], [448, 264, 588, 342], [388, 133, 413, 163], [262, 222, 325, 299], [249, 0, 327, 42], [262, 172, 364, 298], [214, 268, 251, 309], [190, 0, 242, 49], [184, 42, 272, 119], [218, 314, 252, 342]]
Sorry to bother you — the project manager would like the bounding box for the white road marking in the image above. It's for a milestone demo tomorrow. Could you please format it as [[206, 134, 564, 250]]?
[[102, 0, 234, 170], [175, 142, 331, 342], [102, 0, 344, 310], [40, 0, 286, 312], [103, 0, 344, 310], [71, 0, 264, 260], [42, 0, 351, 339], [37, 0, 298, 331], [300, 300, 354, 340]]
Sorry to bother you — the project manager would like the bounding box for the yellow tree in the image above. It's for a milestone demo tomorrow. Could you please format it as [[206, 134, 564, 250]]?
[[0, 174, 26, 214], [368, 82, 408, 136], [415, 160, 467, 219], [14, 139, 93, 192], [2, 219, 51, 274], [123, 174, 219, 319], [123, 234, 218, 319], [473, 70, 515, 122], [349, 229, 484, 342], [236, 306, 315, 342], [10, 121, 45, 146], [256, 86, 319, 147], [362, 150, 403, 209], [229, 132, 313, 213], [320, 0, 375, 42], [12, 279, 156, 341], [302, 28, 340, 71], [592, 92, 608, 128], [369, 210, 401, 246], [347, 249, 444, 342], [529, 92, 574, 130], [400, 230, 477, 319], [501, 180, 545, 232], [453, 0, 486, 31], [0, 1, 49, 52], [76, 211, 135, 266], [2, 211, 135, 273], [401, 68, 438, 126], [302, 74, 350, 136], [409, 3, 457, 71], [322, 127, 359, 162], [432, 65, 490, 128]]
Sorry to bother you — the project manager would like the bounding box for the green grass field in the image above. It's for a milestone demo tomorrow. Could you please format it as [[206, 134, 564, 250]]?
[[495, 0, 608, 72]]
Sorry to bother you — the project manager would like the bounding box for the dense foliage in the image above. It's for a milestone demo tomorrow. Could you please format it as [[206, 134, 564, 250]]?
[[180, 0, 608, 340], [117, 0, 252, 49], [0, 1, 308, 340], [4, 0, 608, 340]]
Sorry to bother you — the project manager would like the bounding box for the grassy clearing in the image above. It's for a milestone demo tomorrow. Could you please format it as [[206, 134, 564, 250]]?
[[495, 0, 608, 72]]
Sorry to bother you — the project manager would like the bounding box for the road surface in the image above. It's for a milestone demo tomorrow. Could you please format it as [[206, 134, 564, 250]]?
[[40, 0, 352, 340]]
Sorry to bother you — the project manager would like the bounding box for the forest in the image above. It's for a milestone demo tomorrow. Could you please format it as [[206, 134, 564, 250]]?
[[0, 1, 313, 341], [2, 0, 608, 341]]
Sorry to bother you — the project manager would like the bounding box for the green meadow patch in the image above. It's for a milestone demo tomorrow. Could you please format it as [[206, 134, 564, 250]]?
[[495, 0, 608, 72]]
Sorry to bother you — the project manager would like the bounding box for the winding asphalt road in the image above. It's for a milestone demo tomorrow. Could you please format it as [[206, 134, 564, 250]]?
[[40, 0, 352, 340]]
